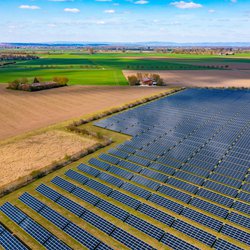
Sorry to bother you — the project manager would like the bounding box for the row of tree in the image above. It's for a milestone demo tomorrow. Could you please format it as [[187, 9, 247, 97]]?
[[7, 76, 69, 91], [128, 73, 164, 86]]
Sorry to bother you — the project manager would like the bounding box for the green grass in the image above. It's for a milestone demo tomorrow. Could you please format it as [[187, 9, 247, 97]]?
[[1, 52, 250, 85]]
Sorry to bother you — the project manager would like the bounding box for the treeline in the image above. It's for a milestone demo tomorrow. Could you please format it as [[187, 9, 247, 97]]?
[[0, 54, 39, 61], [171, 48, 236, 55], [7, 76, 69, 91]]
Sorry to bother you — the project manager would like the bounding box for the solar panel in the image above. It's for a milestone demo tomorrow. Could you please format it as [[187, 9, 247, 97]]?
[[213, 239, 243, 250], [96, 200, 129, 221], [221, 224, 250, 245], [109, 149, 129, 159], [127, 155, 151, 166], [137, 203, 175, 226], [131, 175, 160, 190], [161, 232, 199, 250], [0, 224, 28, 250], [197, 188, 234, 207], [117, 160, 142, 172], [237, 191, 250, 203], [167, 177, 198, 194], [85, 179, 113, 196], [110, 228, 153, 250], [0, 202, 71, 250], [158, 185, 191, 203], [99, 154, 120, 165], [172, 219, 216, 246], [108, 165, 133, 180], [174, 171, 205, 185], [89, 158, 111, 170], [148, 194, 183, 214], [125, 215, 164, 240], [77, 163, 100, 177], [65, 169, 89, 185], [190, 198, 229, 218], [121, 182, 151, 199], [203, 180, 238, 197], [228, 212, 250, 229], [140, 168, 168, 183], [233, 201, 250, 215], [109, 190, 141, 209], [181, 207, 223, 231], [98, 172, 124, 187], [149, 162, 175, 175]]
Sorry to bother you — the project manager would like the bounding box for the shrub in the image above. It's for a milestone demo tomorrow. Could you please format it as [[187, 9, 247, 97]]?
[[128, 75, 140, 86], [53, 76, 69, 85]]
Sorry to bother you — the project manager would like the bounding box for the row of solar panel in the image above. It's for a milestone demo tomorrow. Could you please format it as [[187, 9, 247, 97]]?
[[49, 177, 202, 250], [97, 152, 250, 208], [0, 203, 71, 250], [0, 224, 28, 250], [66, 164, 248, 248]]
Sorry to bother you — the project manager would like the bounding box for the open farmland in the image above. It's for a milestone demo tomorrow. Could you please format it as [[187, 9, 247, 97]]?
[[1, 52, 250, 86], [1, 88, 250, 250], [0, 84, 170, 141], [123, 69, 250, 88], [0, 130, 97, 188]]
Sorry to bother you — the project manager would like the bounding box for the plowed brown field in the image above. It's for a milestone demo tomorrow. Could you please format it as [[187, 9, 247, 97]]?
[[0, 85, 168, 141]]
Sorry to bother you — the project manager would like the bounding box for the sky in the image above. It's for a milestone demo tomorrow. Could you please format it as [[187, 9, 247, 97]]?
[[0, 0, 249, 43]]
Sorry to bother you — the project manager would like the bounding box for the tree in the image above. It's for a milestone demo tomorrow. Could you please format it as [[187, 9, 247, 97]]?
[[20, 77, 29, 85], [53, 76, 69, 85], [128, 75, 140, 86], [88, 48, 94, 54], [33, 77, 40, 83]]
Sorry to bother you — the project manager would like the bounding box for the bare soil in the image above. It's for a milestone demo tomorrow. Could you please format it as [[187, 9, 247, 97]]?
[[0, 130, 96, 188], [0, 85, 167, 141], [123, 70, 250, 88]]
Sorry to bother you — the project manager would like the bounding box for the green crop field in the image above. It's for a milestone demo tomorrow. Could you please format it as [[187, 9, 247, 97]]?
[[0, 52, 249, 85]]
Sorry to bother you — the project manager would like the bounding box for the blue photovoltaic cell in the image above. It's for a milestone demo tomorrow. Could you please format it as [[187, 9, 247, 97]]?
[[213, 239, 243, 250], [148, 194, 183, 214], [0, 202, 71, 250], [181, 207, 223, 231], [89, 158, 111, 170], [161, 232, 199, 250], [125, 215, 164, 241], [137, 203, 175, 226], [0, 224, 28, 250], [172, 219, 216, 246], [4, 89, 250, 250], [77, 163, 100, 177], [158, 185, 191, 203], [110, 228, 153, 250], [121, 182, 151, 199], [228, 212, 250, 229], [221, 224, 250, 245], [109, 190, 141, 209], [190, 198, 229, 218], [233, 201, 250, 215]]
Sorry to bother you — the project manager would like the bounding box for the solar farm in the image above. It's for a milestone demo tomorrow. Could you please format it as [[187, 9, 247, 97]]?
[[1, 88, 250, 250]]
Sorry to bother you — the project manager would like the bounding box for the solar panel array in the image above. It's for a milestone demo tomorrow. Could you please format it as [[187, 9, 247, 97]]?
[[1, 88, 250, 249]]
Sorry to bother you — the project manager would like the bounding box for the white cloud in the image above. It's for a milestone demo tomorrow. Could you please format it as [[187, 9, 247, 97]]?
[[64, 8, 80, 13], [19, 5, 40, 10], [170, 1, 202, 9], [209, 9, 215, 13], [104, 9, 115, 13], [134, 0, 149, 4], [96, 0, 112, 2]]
